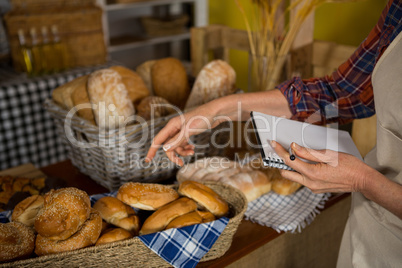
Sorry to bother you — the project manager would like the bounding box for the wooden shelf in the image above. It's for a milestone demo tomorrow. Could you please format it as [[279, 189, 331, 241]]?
[[108, 32, 190, 53], [105, 0, 197, 11]]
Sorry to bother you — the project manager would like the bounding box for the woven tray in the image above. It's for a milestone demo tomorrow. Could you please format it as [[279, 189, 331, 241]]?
[[1, 182, 248, 267], [44, 99, 222, 191]]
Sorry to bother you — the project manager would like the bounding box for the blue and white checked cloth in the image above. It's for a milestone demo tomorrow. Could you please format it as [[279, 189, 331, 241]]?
[[0, 191, 229, 268], [245, 187, 331, 233]]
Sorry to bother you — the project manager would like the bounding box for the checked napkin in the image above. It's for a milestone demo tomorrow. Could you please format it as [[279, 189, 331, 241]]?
[[245, 187, 331, 233], [1, 191, 229, 268]]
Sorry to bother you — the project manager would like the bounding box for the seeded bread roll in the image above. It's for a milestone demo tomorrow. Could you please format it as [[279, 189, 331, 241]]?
[[34, 187, 91, 241], [87, 68, 135, 129], [35, 209, 102, 256], [140, 197, 197, 235], [151, 57, 190, 109], [185, 60, 236, 110], [178, 181, 229, 217], [117, 182, 179, 210], [109, 65, 150, 105], [11, 194, 44, 227], [0, 222, 35, 262]]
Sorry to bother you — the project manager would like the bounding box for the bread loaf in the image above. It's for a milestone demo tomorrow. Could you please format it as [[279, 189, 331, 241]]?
[[151, 57, 189, 109], [87, 69, 135, 129], [136, 96, 176, 121], [0, 222, 35, 262], [95, 228, 133, 246], [110, 65, 150, 105], [136, 60, 156, 95], [185, 60, 236, 110], [52, 76, 85, 110], [70, 75, 97, 125], [271, 177, 302, 195]]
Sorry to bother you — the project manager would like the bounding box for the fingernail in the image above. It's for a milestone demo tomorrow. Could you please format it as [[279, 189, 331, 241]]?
[[145, 157, 151, 163], [188, 151, 194, 156], [270, 140, 276, 148], [163, 144, 171, 151], [292, 143, 301, 150]]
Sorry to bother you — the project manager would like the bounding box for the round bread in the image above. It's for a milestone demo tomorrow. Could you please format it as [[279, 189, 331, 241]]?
[[95, 228, 133, 246], [139, 197, 197, 235], [136, 60, 156, 95], [34, 187, 91, 241], [93, 196, 140, 235], [11, 194, 44, 227], [165, 211, 203, 230], [271, 177, 302, 195], [151, 57, 189, 109], [110, 65, 150, 105], [35, 209, 102, 256], [136, 96, 176, 121], [0, 222, 35, 262], [117, 182, 179, 210], [178, 181, 229, 217]]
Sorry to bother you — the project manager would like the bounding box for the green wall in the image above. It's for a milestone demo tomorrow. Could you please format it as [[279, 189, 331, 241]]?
[[208, 0, 387, 91]]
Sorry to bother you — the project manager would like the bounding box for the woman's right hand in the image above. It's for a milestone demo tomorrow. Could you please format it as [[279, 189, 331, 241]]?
[[145, 102, 227, 166]]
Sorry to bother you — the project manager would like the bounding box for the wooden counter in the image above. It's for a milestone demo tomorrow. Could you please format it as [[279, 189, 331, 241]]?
[[39, 160, 350, 267]]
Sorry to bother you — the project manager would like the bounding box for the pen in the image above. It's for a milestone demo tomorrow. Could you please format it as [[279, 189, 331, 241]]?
[[289, 146, 296, 161]]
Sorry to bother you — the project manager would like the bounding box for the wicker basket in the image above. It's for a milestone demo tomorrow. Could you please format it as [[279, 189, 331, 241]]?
[[4, 5, 106, 71], [141, 15, 189, 37], [44, 99, 223, 191], [1, 182, 248, 267]]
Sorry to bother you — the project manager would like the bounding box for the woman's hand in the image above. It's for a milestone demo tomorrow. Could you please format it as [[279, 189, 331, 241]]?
[[271, 141, 372, 193], [145, 102, 226, 166]]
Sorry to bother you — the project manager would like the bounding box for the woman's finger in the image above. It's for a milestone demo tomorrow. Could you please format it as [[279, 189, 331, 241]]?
[[165, 150, 184, 167], [146, 120, 180, 161]]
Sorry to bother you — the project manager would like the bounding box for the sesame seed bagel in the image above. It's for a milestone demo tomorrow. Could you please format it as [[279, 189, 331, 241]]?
[[0, 222, 35, 262]]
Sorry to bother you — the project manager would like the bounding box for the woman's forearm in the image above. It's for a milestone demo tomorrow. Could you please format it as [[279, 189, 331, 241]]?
[[207, 89, 292, 123]]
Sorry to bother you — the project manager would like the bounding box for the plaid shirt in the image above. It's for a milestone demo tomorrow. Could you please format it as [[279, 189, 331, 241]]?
[[278, 0, 402, 125]]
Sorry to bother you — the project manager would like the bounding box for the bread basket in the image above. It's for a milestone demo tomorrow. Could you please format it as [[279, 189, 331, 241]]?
[[0, 182, 247, 267], [44, 99, 224, 191]]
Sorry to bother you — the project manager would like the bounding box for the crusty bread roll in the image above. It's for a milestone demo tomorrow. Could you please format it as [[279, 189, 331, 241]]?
[[110, 65, 150, 105], [140, 197, 197, 235], [11, 194, 44, 227], [0, 222, 35, 262], [93, 196, 140, 235], [136, 96, 176, 121], [35, 209, 102, 256], [95, 228, 133, 246], [34, 187, 91, 241], [271, 177, 302, 195], [87, 68, 135, 129], [185, 60, 236, 110], [70, 75, 96, 125], [151, 57, 190, 109], [178, 181, 229, 217], [52, 76, 83, 110], [117, 182, 179, 211], [136, 60, 156, 95]]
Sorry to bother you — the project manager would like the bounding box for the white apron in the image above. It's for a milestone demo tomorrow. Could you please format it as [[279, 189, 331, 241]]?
[[337, 31, 402, 267]]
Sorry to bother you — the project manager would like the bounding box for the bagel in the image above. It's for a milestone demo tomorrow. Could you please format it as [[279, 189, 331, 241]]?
[[117, 182, 179, 210], [0, 222, 35, 262], [35, 209, 102, 256], [178, 181, 229, 217]]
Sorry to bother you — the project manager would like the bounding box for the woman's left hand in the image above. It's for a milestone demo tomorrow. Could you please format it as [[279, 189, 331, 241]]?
[[271, 141, 371, 193]]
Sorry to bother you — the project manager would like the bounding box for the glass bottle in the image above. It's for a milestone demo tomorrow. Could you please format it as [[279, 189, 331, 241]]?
[[30, 28, 43, 75], [17, 29, 33, 75], [41, 26, 54, 73], [51, 25, 69, 71]]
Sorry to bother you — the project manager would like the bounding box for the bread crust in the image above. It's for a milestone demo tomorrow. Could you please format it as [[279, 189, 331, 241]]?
[[95, 228, 133, 246], [11, 194, 44, 227], [0, 222, 35, 262]]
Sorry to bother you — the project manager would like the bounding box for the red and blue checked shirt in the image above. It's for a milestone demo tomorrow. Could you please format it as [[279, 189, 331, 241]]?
[[277, 0, 402, 125]]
